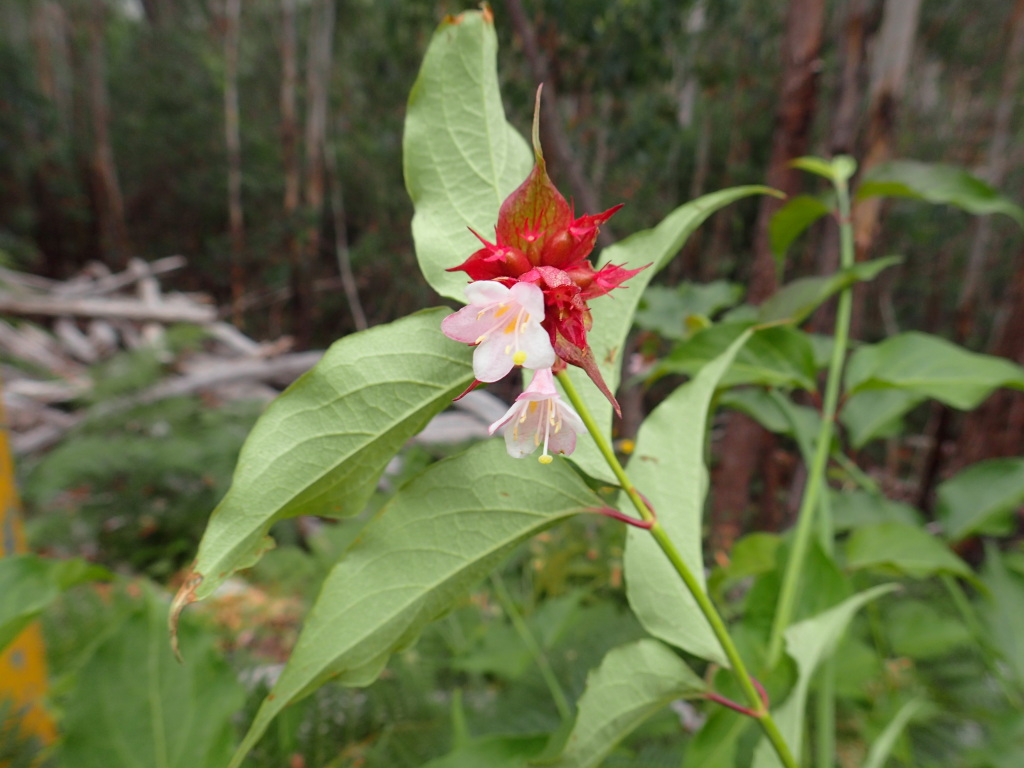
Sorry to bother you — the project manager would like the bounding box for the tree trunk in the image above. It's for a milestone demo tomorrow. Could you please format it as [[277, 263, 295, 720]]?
[[850, 0, 922, 337], [223, 0, 245, 327], [750, 0, 825, 300], [711, 0, 825, 554], [953, 249, 1024, 468], [953, 2, 1024, 470], [812, 0, 876, 334], [325, 118, 367, 332], [277, 0, 300, 338], [85, 0, 132, 267], [955, 0, 1024, 345], [295, 0, 336, 345], [503, 0, 611, 242]]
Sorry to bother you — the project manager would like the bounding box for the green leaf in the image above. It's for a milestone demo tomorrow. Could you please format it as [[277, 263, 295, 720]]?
[[752, 585, 898, 768], [633, 281, 744, 341], [721, 388, 821, 463], [681, 708, 751, 768], [769, 194, 832, 260], [857, 161, 1024, 226], [539, 639, 705, 768], [60, 587, 245, 768], [230, 441, 600, 767], [982, 543, 1024, 686], [790, 156, 840, 182], [424, 734, 548, 768], [654, 322, 818, 390], [886, 601, 971, 659], [0, 555, 107, 653], [840, 389, 925, 449], [623, 330, 752, 665], [937, 457, 1024, 541], [844, 331, 1024, 409], [757, 256, 900, 324], [180, 309, 473, 605], [404, 9, 533, 301], [845, 522, 973, 580], [830, 490, 922, 533], [724, 533, 782, 582], [560, 186, 778, 482], [863, 699, 929, 768]]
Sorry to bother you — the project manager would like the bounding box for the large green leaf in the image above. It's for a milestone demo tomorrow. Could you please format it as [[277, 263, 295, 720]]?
[[757, 256, 900, 325], [0, 555, 106, 653], [937, 457, 1024, 541], [404, 9, 533, 301], [886, 601, 971, 660], [623, 331, 752, 665], [424, 735, 548, 768], [540, 639, 705, 768], [857, 161, 1024, 226], [769, 194, 832, 260], [844, 522, 973, 580], [829, 490, 922, 533], [752, 585, 897, 768], [844, 331, 1024, 409], [177, 309, 473, 607], [654, 322, 818, 391], [633, 281, 744, 341], [840, 389, 925, 449], [981, 544, 1024, 688], [561, 185, 777, 481], [60, 588, 245, 768], [230, 441, 600, 767], [863, 700, 930, 768]]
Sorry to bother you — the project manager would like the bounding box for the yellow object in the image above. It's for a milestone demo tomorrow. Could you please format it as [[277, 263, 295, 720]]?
[[0, 393, 56, 747]]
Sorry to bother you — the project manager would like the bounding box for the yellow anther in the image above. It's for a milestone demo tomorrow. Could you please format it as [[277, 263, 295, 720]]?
[[513, 350, 527, 365], [538, 454, 553, 465]]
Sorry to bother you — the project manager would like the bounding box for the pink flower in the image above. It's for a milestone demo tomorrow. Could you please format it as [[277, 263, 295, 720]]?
[[488, 368, 585, 463], [441, 281, 555, 382]]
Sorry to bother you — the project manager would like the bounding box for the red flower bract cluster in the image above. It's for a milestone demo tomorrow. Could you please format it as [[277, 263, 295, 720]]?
[[447, 90, 646, 414]]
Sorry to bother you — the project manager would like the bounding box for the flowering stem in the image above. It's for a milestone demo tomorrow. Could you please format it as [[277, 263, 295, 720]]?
[[556, 371, 799, 768], [766, 167, 856, 669]]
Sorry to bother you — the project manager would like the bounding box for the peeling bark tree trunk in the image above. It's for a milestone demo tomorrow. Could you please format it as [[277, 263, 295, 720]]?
[[277, 0, 300, 338], [85, 1, 132, 267], [955, 250, 1024, 467], [850, 0, 922, 338], [955, 0, 1024, 345], [813, 0, 875, 334], [295, 0, 335, 345], [711, 0, 825, 554], [953, 0, 1024, 470], [223, 0, 245, 327]]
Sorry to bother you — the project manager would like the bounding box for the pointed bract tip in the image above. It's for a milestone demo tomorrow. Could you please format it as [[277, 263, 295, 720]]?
[[532, 84, 545, 164]]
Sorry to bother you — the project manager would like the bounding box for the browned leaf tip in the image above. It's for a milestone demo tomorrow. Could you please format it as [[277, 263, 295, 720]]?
[[169, 569, 203, 662]]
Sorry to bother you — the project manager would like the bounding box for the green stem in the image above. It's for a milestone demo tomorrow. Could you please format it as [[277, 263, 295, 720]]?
[[766, 171, 856, 668], [490, 574, 573, 722], [557, 371, 799, 768]]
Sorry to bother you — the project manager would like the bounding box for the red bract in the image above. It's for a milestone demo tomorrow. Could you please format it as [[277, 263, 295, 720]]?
[[446, 87, 647, 414]]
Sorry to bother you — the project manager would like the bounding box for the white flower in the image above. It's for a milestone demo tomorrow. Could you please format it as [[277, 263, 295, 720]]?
[[488, 368, 585, 463], [441, 281, 555, 382]]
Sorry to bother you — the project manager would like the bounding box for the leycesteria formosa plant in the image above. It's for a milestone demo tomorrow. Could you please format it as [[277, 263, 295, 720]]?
[[173, 11, 911, 768]]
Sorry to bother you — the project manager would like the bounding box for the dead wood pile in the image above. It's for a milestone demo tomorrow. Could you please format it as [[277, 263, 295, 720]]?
[[1, 257, 502, 456]]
